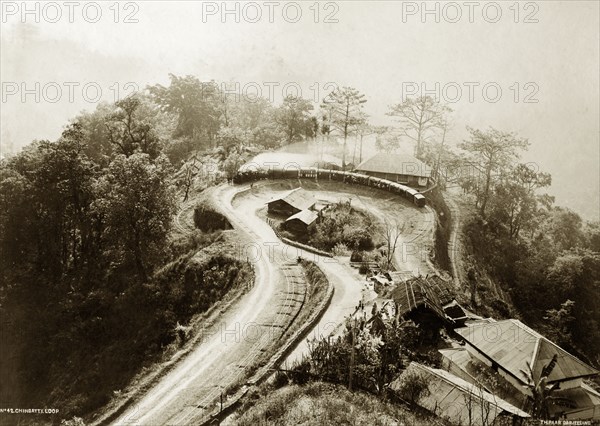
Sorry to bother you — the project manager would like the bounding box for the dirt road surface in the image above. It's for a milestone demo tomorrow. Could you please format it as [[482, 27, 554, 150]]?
[[112, 183, 306, 425], [231, 181, 435, 366], [111, 179, 434, 424]]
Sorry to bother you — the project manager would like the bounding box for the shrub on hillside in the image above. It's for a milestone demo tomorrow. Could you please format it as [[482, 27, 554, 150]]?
[[350, 251, 364, 262], [490, 298, 511, 319], [392, 368, 431, 405], [332, 243, 351, 256], [343, 227, 374, 251], [306, 202, 376, 252], [169, 230, 222, 259], [193, 204, 232, 232]]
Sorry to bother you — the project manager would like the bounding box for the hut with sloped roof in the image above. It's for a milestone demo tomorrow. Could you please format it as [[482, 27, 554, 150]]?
[[389, 276, 453, 319], [283, 209, 318, 234], [267, 187, 315, 217], [355, 152, 432, 187], [387, 275, 455, 341]]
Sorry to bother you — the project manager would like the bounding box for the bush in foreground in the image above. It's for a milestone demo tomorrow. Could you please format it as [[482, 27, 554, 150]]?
[[234, 381, 436, 426]]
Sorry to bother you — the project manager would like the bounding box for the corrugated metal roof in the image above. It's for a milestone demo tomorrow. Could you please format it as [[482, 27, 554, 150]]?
[[456, 319, 598, 383], [268, 187, 315, 211], [391, 362, 530, 422], [389, 275, 454, 320], [439, 347, 527, 408], [355, 152, 432, 178], [285, 209, 318, 226], [439, 348, 481, 383]]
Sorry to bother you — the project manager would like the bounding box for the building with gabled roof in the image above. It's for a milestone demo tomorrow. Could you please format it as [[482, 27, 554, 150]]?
[[355, 152, 432, 187], [283, 209, 318, 233], [390, 362, 530, 425], [267, 187, 315, 217], [440, 343, 600, 421], [455, 319, 599, 394], [439, 347, 528, 409]]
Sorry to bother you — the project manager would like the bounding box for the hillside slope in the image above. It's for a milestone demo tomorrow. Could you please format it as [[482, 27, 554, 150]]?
[[230, 382, 442, 426]]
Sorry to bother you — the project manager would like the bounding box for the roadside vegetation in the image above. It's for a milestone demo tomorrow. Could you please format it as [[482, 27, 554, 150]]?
[[233, 381, 438, 426], [193, 202, 233, 232], [309, 201, 376, 252], [232, 304, 446, 425], [287, 309, 443, 395]]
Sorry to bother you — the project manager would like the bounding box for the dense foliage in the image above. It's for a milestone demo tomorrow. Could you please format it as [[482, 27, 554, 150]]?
[[0, 85, 260, 420], [305, 202, 376, 252], [290, 308, 440, 395], [456, 130, 600, 364], [148, 74, 320, 164], [0, 118, 178, 415], [193, 203, 233, 232], [465, 212, 600, 363]]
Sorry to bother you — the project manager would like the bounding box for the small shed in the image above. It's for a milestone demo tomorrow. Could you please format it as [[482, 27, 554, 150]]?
[[284, 209, 318, 234], [390, 362, 530, 425], [267, 187, 315, 217]]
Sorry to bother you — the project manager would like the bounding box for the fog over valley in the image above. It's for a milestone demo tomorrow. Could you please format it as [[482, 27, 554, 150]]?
[[2, 1, 598, 219]]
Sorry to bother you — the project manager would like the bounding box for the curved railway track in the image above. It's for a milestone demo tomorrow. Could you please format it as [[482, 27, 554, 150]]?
[[112, 183, 308, 425], [111, 172, 435, 425], [170, 259, 306, 425]]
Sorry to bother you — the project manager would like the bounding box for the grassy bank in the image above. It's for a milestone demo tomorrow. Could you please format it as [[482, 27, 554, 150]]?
[[231, 381, 439, 425]]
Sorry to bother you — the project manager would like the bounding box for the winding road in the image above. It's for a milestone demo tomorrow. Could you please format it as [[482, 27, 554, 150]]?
[[110, 179, 435, 425], [112, 183, 306, 425]]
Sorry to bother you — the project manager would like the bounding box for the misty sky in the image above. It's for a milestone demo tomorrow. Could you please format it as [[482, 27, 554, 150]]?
[[1, 1, 599, 219]]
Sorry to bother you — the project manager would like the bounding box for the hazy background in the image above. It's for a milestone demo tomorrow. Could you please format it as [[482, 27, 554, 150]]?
[[1, 1, 598, 219]]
